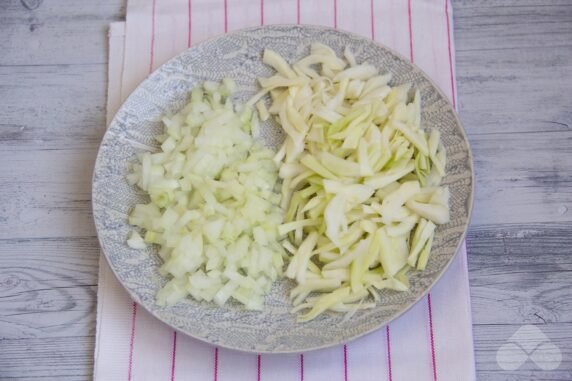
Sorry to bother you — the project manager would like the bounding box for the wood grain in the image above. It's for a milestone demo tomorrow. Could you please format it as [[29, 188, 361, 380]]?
[[0, 237, 99, 340], [0, 0, 571, 380], [474, 323, 572, 380], [0, 149, 98, 239], [0, 336, 93, 381], [0, 64, 108, 148], [0, 0, 124, 66], [467, 223, 572, 323], [469, 132, 572, 225], [453, 2, 572, 377], [453, 0, 572, 227]]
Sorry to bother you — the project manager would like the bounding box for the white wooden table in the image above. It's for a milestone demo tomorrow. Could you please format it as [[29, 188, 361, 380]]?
[[1, 0, 571, 379]]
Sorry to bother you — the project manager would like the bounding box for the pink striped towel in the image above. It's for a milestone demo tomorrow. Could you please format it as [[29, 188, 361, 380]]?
[[95, 1, 475, 380]]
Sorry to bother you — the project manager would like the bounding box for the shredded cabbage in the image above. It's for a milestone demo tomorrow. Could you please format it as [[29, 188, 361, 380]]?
[[259, 45, 450, 322], [127, 79, 285, 310]]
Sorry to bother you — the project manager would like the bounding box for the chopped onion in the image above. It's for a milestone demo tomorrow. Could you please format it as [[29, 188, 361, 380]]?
[[127, 79, 284, 310]]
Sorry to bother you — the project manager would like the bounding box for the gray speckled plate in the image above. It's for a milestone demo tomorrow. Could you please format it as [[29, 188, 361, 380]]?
[[93, 25, 474, 353]]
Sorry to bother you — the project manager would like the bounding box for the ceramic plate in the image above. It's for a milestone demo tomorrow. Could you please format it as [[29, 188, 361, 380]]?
[[92, 25, 473, 353]]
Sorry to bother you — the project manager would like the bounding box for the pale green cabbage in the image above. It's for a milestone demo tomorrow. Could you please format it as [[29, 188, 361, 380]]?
[[259, 44, 450, 322]]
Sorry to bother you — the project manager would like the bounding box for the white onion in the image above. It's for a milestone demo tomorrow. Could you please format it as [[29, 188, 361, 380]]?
[[127, 79, 285, 310]]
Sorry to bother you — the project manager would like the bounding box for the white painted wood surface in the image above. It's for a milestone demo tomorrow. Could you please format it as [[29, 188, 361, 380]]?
[[0, 0, 571, 379]]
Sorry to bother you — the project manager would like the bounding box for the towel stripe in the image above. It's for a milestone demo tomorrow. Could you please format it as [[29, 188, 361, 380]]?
[[386, 326, 393, 381], [149, 0, 157, 73], [407, 0, 413, 62], [333, 0, 338, 28], [170, 332, 178, 381], [300, 354, 304, 381], [445, 0, 456, 108], [213, 347, 219, 381], [187, 0, 192, 47], [343, 344, 348, 381], [428, 294, 438, 381], [257, 354, 262, 381], [127, 302, 137, 381], [370, 0, 375, 40], [224, 0, 228, 33]]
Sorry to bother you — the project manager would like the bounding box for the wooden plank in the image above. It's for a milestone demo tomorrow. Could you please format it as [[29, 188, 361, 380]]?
[[0, 0, 124, 66], [453, 0, 572, 10], [467, 223, 572, 326], [0, 149, 98, 239], [0, 3, 110, 378], [453, 1, 572, 136], [0, 237, 99, 340], [474, 323, 572, 381], [0, 1, 121, 147], [0, 336, 93, 381], [0, 64, 107, 148], [469, 131, 572, 225], [468, 222, 572, 379], [456, 46, 572, 136], [454, 2, 572, 50]]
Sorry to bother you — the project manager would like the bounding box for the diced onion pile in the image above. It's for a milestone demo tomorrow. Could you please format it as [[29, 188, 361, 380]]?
[[126, 79, 285, 310], [256, 44, 450, 322]]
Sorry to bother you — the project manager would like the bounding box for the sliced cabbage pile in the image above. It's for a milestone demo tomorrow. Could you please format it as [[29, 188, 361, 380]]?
[[256, 44, 450, 322], [126, 79, 285, 310]]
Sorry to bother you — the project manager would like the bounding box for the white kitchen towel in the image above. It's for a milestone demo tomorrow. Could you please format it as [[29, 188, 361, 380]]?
[[95, 1, 475, 380]]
